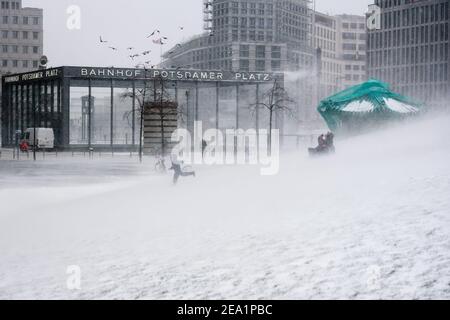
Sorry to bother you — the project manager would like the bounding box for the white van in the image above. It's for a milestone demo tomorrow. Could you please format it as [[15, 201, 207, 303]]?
[[25, 128, 55, 149]]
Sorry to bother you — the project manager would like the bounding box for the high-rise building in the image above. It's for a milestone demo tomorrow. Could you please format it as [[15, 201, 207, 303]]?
[[161, 0, 318, 135], [0, 0, 43, 144], [312, 12, 366, 99], [161, 0, 314, 73], [366, 0, 450, 109], [0, 0, 43, 76], [336, 14, 367, 88]]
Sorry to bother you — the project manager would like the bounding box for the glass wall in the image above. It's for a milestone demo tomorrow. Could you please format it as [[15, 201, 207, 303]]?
[[238, 84, 258, 130], [69, 80, 136, 146], [113, 81, 134, 145], [218, 85, 237, 131], [69, 84, 89, 145], [91, 82, 111, 145], [197, 83, 217, 131]]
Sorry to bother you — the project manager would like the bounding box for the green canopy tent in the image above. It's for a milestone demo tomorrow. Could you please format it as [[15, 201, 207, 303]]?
[[318, 79, 422, 135]]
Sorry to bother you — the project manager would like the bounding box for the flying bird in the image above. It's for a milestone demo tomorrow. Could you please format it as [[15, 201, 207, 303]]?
[[142, 50, 151, 55], [179, 26, 184, 30], [108, 46, 118, 51], [99, 36, 108, 43], [147, 30, 160, 38], [126, 47, 134, 50]]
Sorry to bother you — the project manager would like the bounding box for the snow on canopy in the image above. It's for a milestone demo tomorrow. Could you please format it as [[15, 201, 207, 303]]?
[[318, 79, 422, 133]]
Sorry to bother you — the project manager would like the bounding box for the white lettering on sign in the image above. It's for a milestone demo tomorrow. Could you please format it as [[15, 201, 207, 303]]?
[[78, 68, 273, 82]]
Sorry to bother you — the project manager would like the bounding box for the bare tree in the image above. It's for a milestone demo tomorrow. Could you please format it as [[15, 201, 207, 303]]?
[[121, 68, 152, 162], [122, 72, 184, 161], [250, 79, 294, 153], [144, 76, 184, 156]]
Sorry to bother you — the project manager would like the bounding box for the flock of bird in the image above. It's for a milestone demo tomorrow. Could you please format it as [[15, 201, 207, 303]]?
[[98, 26, 186, 69]]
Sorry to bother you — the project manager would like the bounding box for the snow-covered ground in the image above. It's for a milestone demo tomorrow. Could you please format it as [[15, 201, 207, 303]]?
[[0, 115, 449, 300]]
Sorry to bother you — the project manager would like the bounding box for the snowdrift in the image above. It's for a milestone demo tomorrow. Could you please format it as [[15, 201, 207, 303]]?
[[0, 115, 449, 299]]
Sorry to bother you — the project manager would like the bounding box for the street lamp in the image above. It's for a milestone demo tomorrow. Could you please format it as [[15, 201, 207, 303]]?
[[32, 103, 39, 161]]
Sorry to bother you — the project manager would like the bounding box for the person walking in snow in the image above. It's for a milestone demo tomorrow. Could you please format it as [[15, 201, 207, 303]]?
[[169, 156, 195, 185]]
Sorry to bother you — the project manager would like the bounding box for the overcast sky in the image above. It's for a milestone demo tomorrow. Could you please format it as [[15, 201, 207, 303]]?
[[23, 0, 372, 68]]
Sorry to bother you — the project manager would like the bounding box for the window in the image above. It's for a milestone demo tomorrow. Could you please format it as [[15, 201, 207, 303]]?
[[249, 30, 256, 41], [271, 60, 281, 71], [33, 46, 39, 54], [271, 46, 281, 59], [2, 30, 8, 39], [2, 60, 8, 67], [33, 17, 39, 25], [22, 60, 28, 68], [22, 31, 28, 39], [12, 16, 18, 24], [33, 32, 39, 40], [343, 43, 357, 50], [342, 32, 356, 40], [23, 46, 29, 54], [23, 16, 29, 25], [256, 60, 265, 71], [12, 31, 18, 39], [12, 45, 18, 53], [2, 16, 8, 24], [232, 29, 238, 41], [239, 59, 249, 71], [12, 60, 18, 67], [2, 45, 7, 53], [239, 45, 249, 57], [33, 60, 38, 68], [257, 31, 264, 41], [256, 45, 266, 58]]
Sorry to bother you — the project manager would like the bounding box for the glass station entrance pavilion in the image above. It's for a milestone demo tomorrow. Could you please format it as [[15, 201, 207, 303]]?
[[1, 66, 284, 150]]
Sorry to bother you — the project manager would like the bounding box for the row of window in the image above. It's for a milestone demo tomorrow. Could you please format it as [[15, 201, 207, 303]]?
[[1, 29, 40, 39], [2, 15, 40, 25], [345, 64, 366, 71], [342, 22, 366, 30], [368, 23, 449, 49], [230, 17, 274, 28], [342, 32, 367, 40], [342, 43, 366, 51], [379, 2, 449, 29], [0, 1, 19, 10], [2, 44, 40, 54], [232, 29, 274, 42], [370, 63, 449, 84], [368, 44, 449, 67], [1, 59, 39, 68], [239, 59, 281, 71], [239, 45, 282, 59]]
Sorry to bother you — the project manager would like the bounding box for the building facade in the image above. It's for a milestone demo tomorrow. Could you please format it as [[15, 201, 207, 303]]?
[[0, 0, 43, 76], [312, 12, 367, 99], [161, 0, 317, 135], [367, 0, 450, 108], [337, 14, 367, 89], [162, 0, 314, 73], [1, 66, 283, 150]]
